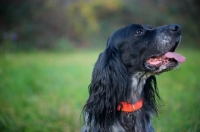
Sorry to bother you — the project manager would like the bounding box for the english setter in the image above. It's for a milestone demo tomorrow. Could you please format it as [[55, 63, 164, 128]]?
[[82, 24, 185, 132]]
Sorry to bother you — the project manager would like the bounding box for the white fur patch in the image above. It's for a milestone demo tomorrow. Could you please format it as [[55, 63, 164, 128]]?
[[156, 32, 172, 52], [131, 72, 150, 95]]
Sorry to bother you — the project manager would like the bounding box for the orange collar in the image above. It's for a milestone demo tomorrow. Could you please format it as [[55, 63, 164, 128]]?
[[117, 99, 143, 113]]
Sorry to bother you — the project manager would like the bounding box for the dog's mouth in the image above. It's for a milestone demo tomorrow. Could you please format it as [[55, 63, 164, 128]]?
[[145, 41, 185, 73], [146, 52, 185, 67]]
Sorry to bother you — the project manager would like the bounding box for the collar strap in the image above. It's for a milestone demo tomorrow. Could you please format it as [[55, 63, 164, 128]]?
[[117, 99, 143, 113]]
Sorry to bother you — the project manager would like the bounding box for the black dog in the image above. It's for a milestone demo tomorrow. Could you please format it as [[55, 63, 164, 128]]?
[[82, 24, 185, 132]]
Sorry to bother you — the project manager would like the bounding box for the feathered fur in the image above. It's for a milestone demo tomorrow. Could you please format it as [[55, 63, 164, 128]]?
[[82, 24, 182, 132]]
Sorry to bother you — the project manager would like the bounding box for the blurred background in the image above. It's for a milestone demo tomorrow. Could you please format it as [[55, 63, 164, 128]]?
[[0, 0, 200, 132]]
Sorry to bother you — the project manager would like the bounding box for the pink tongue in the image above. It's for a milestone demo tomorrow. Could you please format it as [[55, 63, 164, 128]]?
[[164, 52, 186, 63]]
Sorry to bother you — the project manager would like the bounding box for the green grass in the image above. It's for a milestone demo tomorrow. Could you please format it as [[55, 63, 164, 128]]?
[[0, 49, 199, 132]]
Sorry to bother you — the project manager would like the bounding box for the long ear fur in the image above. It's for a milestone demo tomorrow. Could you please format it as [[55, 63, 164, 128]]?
[[83, 40, 130, 129], [143, 75, 161, 115]]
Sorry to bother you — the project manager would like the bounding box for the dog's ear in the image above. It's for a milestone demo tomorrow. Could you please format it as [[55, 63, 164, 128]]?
[[84, 37, 130, 126], [143, 75, 160, 115]]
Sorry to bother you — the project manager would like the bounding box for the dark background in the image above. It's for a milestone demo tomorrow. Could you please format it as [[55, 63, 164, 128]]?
[[0, 0, 199, 51]]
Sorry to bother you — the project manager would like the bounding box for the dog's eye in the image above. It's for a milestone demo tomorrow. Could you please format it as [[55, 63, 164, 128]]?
[[135, 29, 144, 36]]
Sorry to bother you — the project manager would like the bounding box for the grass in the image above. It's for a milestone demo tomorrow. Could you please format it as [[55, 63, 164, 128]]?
[[154, 49, 200, 132], [0, 49, 199, 132]]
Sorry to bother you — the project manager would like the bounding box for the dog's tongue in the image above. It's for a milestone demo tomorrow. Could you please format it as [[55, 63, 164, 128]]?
[[164, 52, 186, 63]]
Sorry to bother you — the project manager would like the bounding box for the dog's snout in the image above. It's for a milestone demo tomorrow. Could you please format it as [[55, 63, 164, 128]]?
[[169, 24, 180, 33]]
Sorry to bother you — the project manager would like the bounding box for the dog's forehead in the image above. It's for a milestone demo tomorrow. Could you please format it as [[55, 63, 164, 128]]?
[[142, 24, 152, 29], [128, 24, 143, 30], [107, 24, 149, 47], [111, 24, 146, 37]]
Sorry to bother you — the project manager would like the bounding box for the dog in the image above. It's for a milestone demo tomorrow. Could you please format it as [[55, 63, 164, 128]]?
[[82, 24, 185, 132]]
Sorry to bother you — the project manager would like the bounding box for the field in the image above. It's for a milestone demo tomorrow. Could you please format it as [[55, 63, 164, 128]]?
[[0, 49, 199, 132]]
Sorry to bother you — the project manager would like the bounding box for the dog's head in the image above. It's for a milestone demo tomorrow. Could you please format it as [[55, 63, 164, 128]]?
[[107, 24, 185, 74]]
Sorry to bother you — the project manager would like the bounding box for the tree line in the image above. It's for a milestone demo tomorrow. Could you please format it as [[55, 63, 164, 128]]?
[[0, 0, 199, 51]]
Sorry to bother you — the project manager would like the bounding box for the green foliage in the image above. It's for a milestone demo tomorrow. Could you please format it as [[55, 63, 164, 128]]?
[[0, 49, 199, 132], [65, 0, 200, 48], [66, 0, 125, 39], [0, 0, 68, 50], [1, 0, 199, 50]]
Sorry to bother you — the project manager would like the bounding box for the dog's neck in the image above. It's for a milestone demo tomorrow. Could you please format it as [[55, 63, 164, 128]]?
[[129, 72, 150, 103]]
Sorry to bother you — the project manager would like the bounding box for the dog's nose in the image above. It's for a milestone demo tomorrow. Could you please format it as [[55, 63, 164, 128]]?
[[169, 24, 180, 33]]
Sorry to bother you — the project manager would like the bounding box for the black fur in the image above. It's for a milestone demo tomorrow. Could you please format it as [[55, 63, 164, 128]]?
[[82, 24, 181, 132]]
